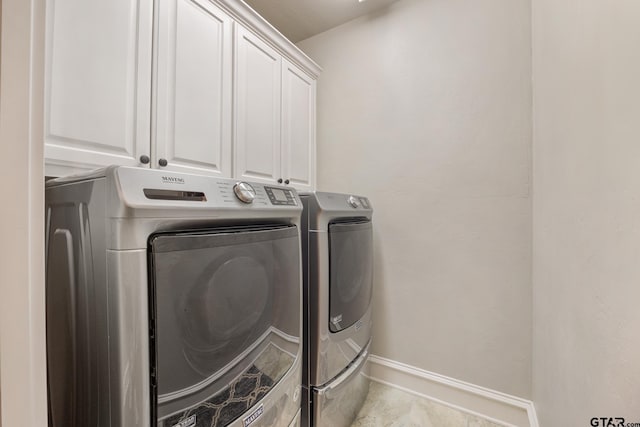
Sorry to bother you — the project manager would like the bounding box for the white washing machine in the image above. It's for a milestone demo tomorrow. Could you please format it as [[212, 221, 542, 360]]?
[[300, 192, 374, 427], [45, 166, 303, 427]]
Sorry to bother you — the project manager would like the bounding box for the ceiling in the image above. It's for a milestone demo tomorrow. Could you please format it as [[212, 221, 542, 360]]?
[[243, 0, 401, 43]]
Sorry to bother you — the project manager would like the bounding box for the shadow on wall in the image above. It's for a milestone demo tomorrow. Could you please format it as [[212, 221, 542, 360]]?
[[371, 225, 388, 353]]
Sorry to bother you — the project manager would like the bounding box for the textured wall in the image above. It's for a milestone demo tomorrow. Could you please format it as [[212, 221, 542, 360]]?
[[532, 0, 640, 424], [299, 0, 532, 397]]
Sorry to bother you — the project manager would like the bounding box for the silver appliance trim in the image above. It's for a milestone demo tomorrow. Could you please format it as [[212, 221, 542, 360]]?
[[314, 341, 370, 398], [311, 341, 371, 427]]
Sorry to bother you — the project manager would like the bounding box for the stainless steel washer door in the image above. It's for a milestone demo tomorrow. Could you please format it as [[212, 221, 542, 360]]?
[[149, 224, 301, 426], [328, 220, 373, 333]]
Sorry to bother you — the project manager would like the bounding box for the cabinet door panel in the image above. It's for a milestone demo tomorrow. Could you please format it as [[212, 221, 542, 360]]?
[[44, 0, 152, 174], [234, 25, 282, 184], [281, 59, 316, 191], [155, 0, 232, 176]]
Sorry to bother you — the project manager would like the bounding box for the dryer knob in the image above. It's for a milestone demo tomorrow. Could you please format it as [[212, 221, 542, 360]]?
[[233, 182, 256, 204], [347, 195, 360, 208]]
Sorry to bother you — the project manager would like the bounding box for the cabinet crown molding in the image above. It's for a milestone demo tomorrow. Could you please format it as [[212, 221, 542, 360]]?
[[215, 0, 323, 79]]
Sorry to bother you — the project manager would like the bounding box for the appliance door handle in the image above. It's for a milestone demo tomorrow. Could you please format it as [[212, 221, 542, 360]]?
[[317, 342, 370, 399]]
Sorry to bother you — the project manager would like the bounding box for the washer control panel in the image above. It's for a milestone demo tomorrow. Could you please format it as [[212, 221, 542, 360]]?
[[265, 186, 297, 206], [112, 167, 303, 211]]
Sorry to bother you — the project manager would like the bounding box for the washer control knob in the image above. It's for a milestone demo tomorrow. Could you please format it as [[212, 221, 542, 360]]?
[[347, 195, 360, 208], [233, 182, 256, 204]]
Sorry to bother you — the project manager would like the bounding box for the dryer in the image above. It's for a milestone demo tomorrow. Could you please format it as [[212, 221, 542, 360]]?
[[300, 192, 374, 427], [45, 166, 303, 427]]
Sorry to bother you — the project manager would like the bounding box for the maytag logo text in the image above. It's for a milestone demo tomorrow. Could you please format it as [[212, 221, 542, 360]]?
[[162, 176, 185, 184], [243, 404, 264, 427]]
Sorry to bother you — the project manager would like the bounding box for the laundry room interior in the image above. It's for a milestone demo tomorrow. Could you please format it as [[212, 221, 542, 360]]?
[[1, 0, 640, 426]]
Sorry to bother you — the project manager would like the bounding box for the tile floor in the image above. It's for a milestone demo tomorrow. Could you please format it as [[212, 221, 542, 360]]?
[[350, 382, 504, 427]]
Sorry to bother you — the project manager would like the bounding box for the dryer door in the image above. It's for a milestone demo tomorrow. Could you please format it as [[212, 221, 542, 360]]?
[[148, 224, 300, 426], [328, 220, 373, 333]]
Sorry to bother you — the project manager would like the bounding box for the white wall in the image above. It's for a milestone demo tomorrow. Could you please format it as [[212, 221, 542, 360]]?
[[298, 0, 533, 398], [532, 0, 640, 424], [0, 0, 47, 425]]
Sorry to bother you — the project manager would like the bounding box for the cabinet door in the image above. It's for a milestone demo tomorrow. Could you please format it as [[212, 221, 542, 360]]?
[[281, 59, 316, 192], [234, 25, 282, 185], [44, 0, 153, 176], [155, 0, 232, 176]]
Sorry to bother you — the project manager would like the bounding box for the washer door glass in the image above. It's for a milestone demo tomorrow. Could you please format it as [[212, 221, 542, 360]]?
[[149, 224, 300, 425], [328, 220, 373, 333]]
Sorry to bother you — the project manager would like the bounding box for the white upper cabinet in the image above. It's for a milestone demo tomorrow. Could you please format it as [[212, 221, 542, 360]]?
[[282, 58, 316, 192], [234, 25, 282, 185], [234, 25, 317, 191], [44, 0, 321, 188], [155, 0, 232, 176], [44, 0, 153, 176]]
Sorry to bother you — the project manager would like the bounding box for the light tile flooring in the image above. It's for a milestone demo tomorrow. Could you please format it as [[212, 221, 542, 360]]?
[[350, 382, 504, 427]]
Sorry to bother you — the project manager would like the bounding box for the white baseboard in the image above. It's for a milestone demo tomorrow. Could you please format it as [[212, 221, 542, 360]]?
[[367, 355, 539, 427]]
